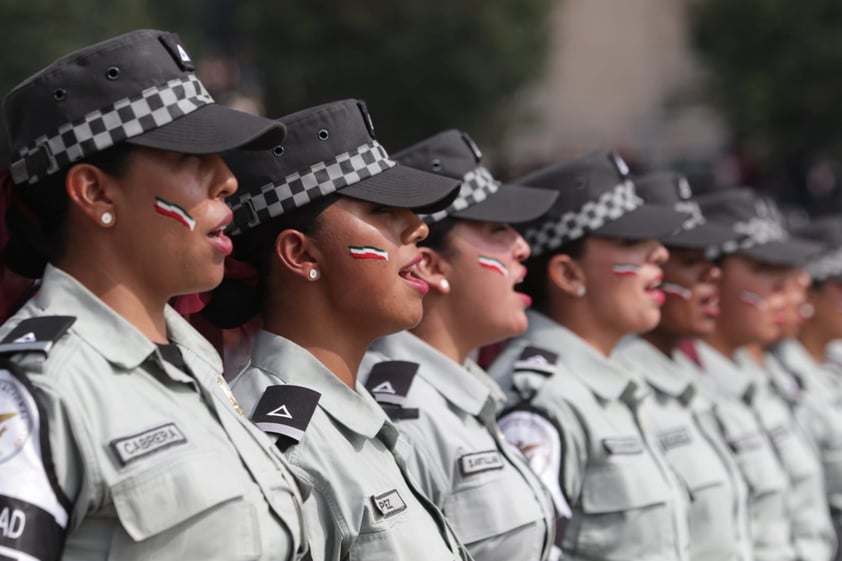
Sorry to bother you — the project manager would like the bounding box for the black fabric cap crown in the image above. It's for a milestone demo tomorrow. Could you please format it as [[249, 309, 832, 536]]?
[[4, 29, 286, 186], [515, 150, 687, 256], [792, 216, 842, 281], [224, 99, 460, 236], [393, 129, 557, 224]]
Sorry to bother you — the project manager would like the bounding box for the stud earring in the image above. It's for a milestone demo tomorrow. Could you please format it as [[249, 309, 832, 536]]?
[[308, 269, 319, 281], [575, 285, 586, 297], [439, 279, 450, 291], [101, 212, 114, 225]]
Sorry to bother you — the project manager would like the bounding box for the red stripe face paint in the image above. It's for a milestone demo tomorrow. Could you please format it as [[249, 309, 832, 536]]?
[[154, 197, 195, 231], [611, 263, 641, 277], [347, 246, 389, 261], [661, 282, 692, 300], [739, 289, 768, 310], [477, 256, 509, 278]]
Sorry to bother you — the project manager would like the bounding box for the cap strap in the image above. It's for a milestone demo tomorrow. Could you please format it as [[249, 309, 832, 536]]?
[[423, 165, 500, 223], [228, 140, 396, 235], [524, 180, 642, 256], [10, 74, 214, 185]]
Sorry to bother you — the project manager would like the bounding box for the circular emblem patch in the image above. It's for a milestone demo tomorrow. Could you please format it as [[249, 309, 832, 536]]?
[[0, 370, 35, 464]]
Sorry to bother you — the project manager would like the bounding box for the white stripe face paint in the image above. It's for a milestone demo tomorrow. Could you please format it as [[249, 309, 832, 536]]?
[[477, 256, 509, 278], [661, 282, 692, 300], [739, 289, 768, 310], [611, 263, 641, 277], [347, 246, 389, 261], [154, 197, 196, 231]]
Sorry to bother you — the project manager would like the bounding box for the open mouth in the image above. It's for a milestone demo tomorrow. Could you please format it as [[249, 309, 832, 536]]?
[[399, 256, 429, 294], [645, 274, 665, 305]]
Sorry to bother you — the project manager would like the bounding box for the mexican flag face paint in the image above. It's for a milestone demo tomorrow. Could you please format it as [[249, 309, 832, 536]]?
[[611, 264, 640, 277], [348, 246, 389, 261], [154, 197, 196, 231], [477, 256, 509, 278], [661, 282, 692, 300], [739, 289, 768, 310]]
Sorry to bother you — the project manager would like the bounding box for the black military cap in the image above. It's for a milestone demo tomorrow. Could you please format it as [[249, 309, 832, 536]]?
[[791, 216, 842, 281], [392, 129, 558, 224], [515, 150, 687, 256], [4, 29, 286, 186], [633, 172, 737, 249], [224, 99, 460, 236], [696, 188, 821, 266]]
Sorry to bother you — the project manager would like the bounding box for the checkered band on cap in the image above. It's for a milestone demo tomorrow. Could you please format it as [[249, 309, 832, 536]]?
[[422, 165, 500, 223], [707, 217, 789, 259], [10, 74, 213, 185], [228, 140, 396, 235], [524, 180, 642, 256], [674, 200, 705, 230]]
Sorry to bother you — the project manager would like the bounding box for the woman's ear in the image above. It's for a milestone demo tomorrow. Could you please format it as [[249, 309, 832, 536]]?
[[274, 229, 320, 282], [547, 253, 586, 297], [65, 163, 116, 227], [416, 246, 451, 294]]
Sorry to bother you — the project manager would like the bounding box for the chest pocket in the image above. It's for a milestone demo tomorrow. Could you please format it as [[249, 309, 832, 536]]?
[[581, 457, 671, 514], [731, 435, 788, 497], [659, 428, 726, 496], [768, 425, 820, 483], [443, 462, 545, 546], [108, 450, 262, 561]]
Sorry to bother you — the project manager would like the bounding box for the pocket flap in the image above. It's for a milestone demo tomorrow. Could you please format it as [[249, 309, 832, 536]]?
[[582, 460, 670, 514], [444, 479, 543, 544], [112, 451, 244, 541]]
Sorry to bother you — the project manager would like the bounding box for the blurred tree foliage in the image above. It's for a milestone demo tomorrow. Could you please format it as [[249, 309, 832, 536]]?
[[692, 0, 842, 184], [238, 0, 553, 151]]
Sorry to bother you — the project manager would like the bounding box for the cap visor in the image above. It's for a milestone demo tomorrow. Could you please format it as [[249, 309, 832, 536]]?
[[126, 103, 286, 154], [339, 164, 460, 213], [661, 222, 738, 249], [593, 205, 687, 240], [740, 238, 823, 267], [452, 183, 559, 224]]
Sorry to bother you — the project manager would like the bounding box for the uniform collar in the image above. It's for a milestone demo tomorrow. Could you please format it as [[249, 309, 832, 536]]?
[[251, 330, 387, 439], [34, 265, 221, 376], [371, 331, 491, 416], [524, 310, 644, 404], [615, 337, 696, 405], [695, 340, 757, 403]]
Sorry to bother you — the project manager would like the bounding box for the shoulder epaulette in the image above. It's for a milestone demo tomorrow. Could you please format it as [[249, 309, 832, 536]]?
[[513, 346, 558, 376], [365, 360, 420, 420], [252, 384, 320, 452], [0, 316, 75, 356]]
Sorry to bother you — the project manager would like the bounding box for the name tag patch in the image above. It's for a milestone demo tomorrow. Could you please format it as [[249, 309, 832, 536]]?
[[460, 450, 505, 476], [602, 437, 643, 455], [110, 423, 187, 466], [768, 424, 790, 443], [728, 433, 765, 454], [657, 427, 693, 451], [372, 489, 407, 519]]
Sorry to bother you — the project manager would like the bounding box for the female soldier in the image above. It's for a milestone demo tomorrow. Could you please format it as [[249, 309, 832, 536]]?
[[488, 151, 692, 561], [678, 188, 825, 561], [214, 99, 471, 561], [0, 30, 305, 560], [358, 130, 559, 561], [614, 173, 754, 561]]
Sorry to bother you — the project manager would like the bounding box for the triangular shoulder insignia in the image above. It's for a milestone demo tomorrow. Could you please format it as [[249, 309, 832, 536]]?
[[365, 360, 419, 407], [0, 316, 75, 356], [252, 385, 320, 451], [513, 346, 558, 376]]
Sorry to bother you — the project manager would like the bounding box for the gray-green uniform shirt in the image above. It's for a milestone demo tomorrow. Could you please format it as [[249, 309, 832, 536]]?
[[489, 310, 691, 561], [0, 265, 305, 561], [682, 341, 796, 561], [359, 331, 558, 561], [735, 349, 836, 561], [615, 337, 753, 561], [230, 330, 470, 561]]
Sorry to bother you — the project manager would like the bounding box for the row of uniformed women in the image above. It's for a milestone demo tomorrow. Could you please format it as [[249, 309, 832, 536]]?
[[5, 27, 842, 561]]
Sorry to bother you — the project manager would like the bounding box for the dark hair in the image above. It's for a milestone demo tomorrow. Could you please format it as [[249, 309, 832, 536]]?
[[520, 236, 587, 313], [201, 193, 340, 329], [5, 143, 135, 278], [419, 217, 459, 253]]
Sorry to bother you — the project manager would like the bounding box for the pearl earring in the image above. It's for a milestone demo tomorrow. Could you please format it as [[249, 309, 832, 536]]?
[[439, 279, 450, 291], [575, 285, 586, 297], [308, 269, 319, 281], [101, 212, 114, 225]]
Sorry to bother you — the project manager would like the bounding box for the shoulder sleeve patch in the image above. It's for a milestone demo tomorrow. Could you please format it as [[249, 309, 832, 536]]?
[[0, 316, 75, 356], [513, 346, 558, 376], [498, 409, 572, 519], [251, 385, 320, 450], [0, 361, 69, 560], [364, 361, 419, 407]]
